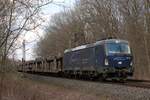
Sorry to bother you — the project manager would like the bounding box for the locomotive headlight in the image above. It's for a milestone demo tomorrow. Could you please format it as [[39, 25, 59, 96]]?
[[105, 59, 109, 66], [130, 62, 133, 66], [116, 40, 120, 43]]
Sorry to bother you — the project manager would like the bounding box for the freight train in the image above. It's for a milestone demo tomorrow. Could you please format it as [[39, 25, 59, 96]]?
[[18, 38, 134, 80]]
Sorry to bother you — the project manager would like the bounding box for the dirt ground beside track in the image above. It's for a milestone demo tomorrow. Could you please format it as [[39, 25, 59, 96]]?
[[0, 73, 108, 100]]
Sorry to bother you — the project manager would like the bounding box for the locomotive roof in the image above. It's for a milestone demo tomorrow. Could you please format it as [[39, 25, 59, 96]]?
[[64, 39, 129, 53]]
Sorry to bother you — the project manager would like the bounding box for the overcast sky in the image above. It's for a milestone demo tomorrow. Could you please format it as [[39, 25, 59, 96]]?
[[14, 0, 75, 61]]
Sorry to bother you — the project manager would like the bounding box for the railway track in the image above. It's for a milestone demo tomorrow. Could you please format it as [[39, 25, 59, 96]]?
[[93, 79, 150, 89], [123, 79, 150, 89], [63, 75, 150, 89]]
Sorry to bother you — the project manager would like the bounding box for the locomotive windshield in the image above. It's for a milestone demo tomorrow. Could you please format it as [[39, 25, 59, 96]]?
[[106, 42, 131, 55]]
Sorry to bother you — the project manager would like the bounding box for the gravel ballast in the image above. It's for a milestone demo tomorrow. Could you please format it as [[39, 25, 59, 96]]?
[[26, 74, 150, 100]]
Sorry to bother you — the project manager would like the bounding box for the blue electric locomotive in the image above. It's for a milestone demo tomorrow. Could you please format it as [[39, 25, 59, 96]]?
[[63, 39, 133, 80]]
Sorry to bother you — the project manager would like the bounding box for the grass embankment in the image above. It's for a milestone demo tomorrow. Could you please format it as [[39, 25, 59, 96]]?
[[0, 72, 48, 100], [0, 71, 109, 100]]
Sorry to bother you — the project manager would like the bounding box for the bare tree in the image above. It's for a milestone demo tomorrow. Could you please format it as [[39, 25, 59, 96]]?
[[35, 7, 87, 57], [79, 0, 120, 41], [0, 0, 53, 63]]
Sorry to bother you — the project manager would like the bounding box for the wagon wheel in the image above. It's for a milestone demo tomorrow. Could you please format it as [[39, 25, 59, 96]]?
[[98, 73, 107, 81], [119, 77, 127, 83]]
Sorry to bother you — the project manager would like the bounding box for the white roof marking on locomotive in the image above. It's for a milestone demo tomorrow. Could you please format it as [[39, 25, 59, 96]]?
[[64, 45, 87, 53], [64, 39, 129, 53], [105, 39, 128, 43], [72, 45, 87, 51], [94, 39, 128, 47]]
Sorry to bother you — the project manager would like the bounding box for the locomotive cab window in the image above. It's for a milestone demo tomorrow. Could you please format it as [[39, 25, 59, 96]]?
[[105, 42, 131, 55]]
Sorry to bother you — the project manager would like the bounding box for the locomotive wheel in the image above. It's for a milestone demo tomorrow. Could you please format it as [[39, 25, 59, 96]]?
[[119, 77, 127, 82], [102, 73, 107, 81], [97, 73, 107, 81]]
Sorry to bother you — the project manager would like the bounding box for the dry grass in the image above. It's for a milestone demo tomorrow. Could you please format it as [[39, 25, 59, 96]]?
[[0, 72, 109, 100], [0, 73, 46, 100]]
